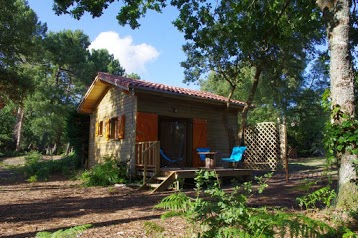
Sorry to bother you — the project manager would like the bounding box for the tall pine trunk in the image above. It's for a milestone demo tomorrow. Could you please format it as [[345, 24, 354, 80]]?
[[322, 0, 358, 209], [13, 106, 24, 152]]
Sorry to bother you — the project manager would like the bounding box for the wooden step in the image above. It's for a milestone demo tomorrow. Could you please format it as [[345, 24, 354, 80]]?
[[151, 172, 176, 193], [147, 183, 161, 188], [139, 171, 179, 193]]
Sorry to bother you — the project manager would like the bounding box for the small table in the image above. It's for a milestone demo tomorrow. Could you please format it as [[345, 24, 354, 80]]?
[[197, 151, 217, 168]]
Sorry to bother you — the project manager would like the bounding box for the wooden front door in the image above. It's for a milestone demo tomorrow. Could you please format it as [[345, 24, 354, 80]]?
[[136, 112, 158, 142], [192, 118, 207, 167]]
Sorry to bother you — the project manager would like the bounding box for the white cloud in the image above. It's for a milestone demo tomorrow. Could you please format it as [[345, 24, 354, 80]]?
[[88, 31, 160, 74]]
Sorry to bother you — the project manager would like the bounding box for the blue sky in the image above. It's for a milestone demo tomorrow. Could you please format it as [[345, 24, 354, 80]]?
[[27, 0, 199, 89]]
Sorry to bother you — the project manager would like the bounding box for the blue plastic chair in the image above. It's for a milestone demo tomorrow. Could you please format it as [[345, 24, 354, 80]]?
[[160, 149, 182, 163], [221, 146, 247, 163], [196, 147, 210, 161]]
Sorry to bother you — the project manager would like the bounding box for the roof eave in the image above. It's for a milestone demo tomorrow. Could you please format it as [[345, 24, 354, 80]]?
[[77, 76, 113, 114], [132, 86, 245, 109]]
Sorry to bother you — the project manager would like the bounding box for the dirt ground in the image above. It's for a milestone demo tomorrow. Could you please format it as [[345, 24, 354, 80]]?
[[0, 156, 339, 237]]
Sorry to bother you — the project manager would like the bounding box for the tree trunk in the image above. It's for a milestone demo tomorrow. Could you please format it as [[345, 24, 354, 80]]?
[[13, 106, 24, 152], [323, 0, 358, 209], [237, 66, 262, 145], [222, 111, 237, 149]]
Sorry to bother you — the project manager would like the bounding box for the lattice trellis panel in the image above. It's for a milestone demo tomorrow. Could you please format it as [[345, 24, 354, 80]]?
[[244, 122, 287, 171]]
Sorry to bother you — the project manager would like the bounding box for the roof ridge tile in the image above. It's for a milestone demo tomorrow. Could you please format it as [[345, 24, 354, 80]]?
[[98, 72, 245, 106]]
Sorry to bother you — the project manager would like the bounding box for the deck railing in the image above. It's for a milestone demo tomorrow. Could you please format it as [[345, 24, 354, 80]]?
[[135, 141, 160, 183]]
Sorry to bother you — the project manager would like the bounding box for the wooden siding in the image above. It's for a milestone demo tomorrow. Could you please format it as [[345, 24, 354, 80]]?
[[136, 93, 239, 158], [88, 87, 137, 172]]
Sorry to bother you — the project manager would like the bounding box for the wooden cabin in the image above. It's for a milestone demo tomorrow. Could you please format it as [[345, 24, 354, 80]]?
[[77, 72, 247, 186]]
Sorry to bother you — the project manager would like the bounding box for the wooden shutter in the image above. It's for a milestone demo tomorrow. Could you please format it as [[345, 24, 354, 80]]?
[[192, 118, 207, 167], [117, 115, 126, 139], [136, 112, 158, 142], [105, 119, 110, 140]]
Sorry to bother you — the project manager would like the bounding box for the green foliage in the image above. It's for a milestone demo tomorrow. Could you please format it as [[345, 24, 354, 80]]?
[[323, 102, 358, 209], [287, 89, 329, 156], [10, 28, 126, 153], [324, 113, 358, 165], [88, 48, 125, 78], [65, 111, 89, 163], [80, 156, 128, 187], [296, 186, 337, 210], [200, 71, 281, 125], [35, 224, 92, 238], [201, 69, 329, 157], [0, 0, 47, 102], [21, 151, 81, 181], [294, 179, 318, 192], [0, 103, 17, 156], [339, 227, 358, 238], [27, 175, 38, 183], [125, 73, 141, 79], [143, 221, 165, 237], [155, 170, 342, 237], [354, 159, 358, 188]]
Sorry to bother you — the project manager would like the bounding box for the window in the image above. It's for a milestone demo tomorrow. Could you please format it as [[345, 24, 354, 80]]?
[[105, 115, 125, 140], [95, 121, 103, 136], [110, 117, 118, 139]]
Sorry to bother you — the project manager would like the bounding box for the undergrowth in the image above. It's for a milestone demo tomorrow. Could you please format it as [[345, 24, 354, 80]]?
[[154, 170, 357, 238], [80, 156, 128, 186], [20, 151, 81, 181], [144, 221, 165, 238], [35, 224, 92, 238], [296, 186, 336, 210]]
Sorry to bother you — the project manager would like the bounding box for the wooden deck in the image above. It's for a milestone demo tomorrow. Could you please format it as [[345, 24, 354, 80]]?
[[160, 167, 252, 178], [140, 167, 253, 193], [134, 141, 254, 193]]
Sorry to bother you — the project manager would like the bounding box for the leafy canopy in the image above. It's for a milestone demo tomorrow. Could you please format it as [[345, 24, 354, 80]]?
[[0, 0, 46, 102]]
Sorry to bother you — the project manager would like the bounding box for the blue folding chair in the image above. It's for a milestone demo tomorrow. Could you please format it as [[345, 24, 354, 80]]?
[[196, 147, 210, 161], [221, 146, 247, 163]]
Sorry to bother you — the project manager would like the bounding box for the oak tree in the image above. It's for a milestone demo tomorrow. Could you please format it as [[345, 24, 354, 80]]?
[[317, 0, 358, 210]]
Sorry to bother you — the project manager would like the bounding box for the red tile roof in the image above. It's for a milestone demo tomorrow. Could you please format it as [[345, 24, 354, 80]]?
[[98, 72, 245, 107]]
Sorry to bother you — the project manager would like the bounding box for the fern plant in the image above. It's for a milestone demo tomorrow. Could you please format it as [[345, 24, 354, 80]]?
[[155, 170, 349, 238], [80, 156, 128, 186], [296, 186, 337, 210]]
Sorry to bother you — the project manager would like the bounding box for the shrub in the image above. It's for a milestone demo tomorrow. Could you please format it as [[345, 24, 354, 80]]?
[[80, 156, 128, 187], [21, 151, 82, 181], [27, 175, 38, 183], [23, 151, 49, 180]]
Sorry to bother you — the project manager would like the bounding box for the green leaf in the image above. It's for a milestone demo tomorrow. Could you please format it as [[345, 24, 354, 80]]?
[[337, 145, 345, 151]]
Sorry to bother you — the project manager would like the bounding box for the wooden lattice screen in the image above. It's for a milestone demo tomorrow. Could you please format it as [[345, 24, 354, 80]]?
[[244, 122, 287, 172]]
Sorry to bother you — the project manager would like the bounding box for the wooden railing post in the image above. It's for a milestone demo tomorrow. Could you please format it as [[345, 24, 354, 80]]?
[[155, 141, 160, 174], [136, 141, 160, 185], [143, 146, 147, 185]]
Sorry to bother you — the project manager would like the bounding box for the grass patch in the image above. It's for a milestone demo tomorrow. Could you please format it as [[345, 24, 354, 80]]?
[[35, 224, 92, 238], [289, 157, 328, 173]]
